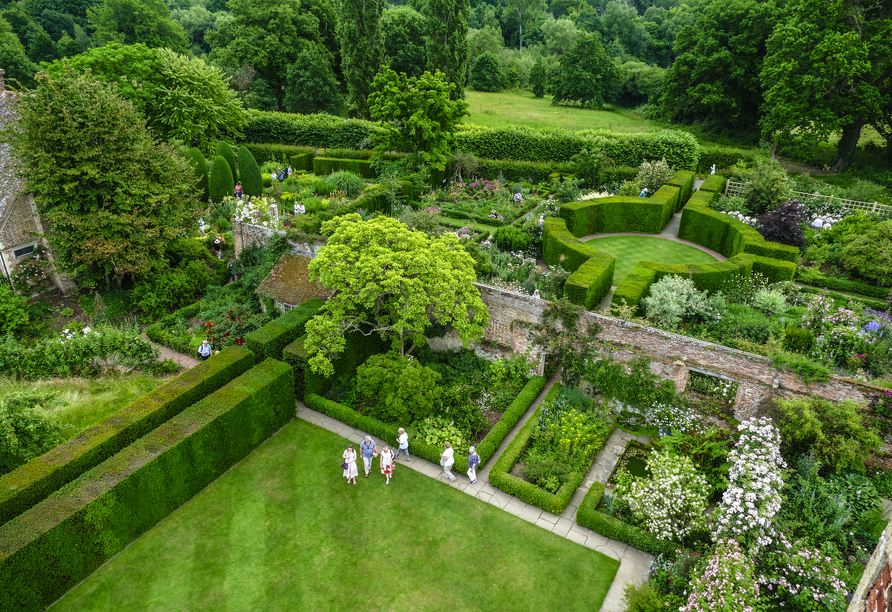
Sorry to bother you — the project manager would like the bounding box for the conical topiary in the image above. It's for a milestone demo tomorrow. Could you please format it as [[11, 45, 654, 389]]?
[[237, 145, 263, 197], [187, 147, 210, 202], [215, 142, 237, 182], [209, 155, 234, 203]]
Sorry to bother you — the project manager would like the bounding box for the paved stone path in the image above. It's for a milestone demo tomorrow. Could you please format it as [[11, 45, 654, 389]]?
[[143, 336, 202, 370], [295, 380, 654, 612]]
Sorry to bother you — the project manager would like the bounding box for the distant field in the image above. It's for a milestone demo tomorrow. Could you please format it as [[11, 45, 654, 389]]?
[[464, 91, 662, 133]]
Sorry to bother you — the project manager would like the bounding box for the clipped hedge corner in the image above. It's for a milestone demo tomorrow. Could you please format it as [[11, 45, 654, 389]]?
[[245, 298, 324, 362]]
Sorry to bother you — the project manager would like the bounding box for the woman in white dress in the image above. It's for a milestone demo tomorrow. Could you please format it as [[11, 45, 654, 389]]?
[[379, 447, 394, 485], [343, 445, 358, 485]]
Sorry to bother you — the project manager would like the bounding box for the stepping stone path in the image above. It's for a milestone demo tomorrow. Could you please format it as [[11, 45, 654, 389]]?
[[296, 379, 654, 612]]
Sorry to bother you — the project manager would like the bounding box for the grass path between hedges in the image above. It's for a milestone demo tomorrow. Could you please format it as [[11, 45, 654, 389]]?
[[584, 235, 719, 286], [50, 418, 619, 612]]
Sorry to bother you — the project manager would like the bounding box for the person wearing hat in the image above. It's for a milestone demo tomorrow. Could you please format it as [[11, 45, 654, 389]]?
[[359, 435, 378, 478], [467, 446, 480, 485]]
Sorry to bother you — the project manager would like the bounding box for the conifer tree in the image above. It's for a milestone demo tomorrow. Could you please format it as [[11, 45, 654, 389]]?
[[187, 147, 209, 202], [237, 146, 263, 197], [215, 141, 237, 182], [209, 155, 234, 203]]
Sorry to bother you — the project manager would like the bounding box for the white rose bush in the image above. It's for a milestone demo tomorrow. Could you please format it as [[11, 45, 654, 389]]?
[[713, 417, 786, 551]]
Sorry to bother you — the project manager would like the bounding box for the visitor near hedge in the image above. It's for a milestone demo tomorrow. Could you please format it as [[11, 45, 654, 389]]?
[[342, 445, 358, 485], [360, 436, 378, 478], [380, 447, 394, 484], [234, 183, 243, 198], [639, 187, 648, 198], [294, 202, 306, 215], [197, 339, 211, 361], [395, 427, 410, 461], [467, 446, 479, 485], [440, 442, 456, 482]]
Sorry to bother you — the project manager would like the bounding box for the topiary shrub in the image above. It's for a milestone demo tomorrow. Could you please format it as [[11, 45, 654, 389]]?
[[469, 52, 505, 92], [186, 147, 209, 202], [237, 145, 263, 197], [215, 141, 237, 181], [494, 225, 533, 251], [326, 170, 365, 196], [209, 155, 234, 203]]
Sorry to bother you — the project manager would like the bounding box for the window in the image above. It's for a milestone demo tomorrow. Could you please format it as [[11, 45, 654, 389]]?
[[13, 244, 35, 259], [275, 300, 295, 313]]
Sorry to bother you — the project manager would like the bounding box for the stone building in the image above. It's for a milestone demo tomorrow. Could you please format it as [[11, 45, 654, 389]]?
[[256, 252, 332, 313], [0, 69, 70, 293]]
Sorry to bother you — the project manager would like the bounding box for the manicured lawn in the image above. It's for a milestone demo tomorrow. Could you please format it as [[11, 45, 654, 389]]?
[[465, 90, 660, 133], [585, 235, 718, 286], [50, 418, 619, 612], [0, 375, 169, 441]]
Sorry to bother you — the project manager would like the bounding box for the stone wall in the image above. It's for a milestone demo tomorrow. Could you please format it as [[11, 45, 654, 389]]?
[[849, 520, 892, 612], [232, 220, 325, 259], [475, 283, 887, 421]]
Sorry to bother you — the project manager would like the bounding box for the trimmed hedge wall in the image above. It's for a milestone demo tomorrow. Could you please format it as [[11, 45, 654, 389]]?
[[490, 383, 594, 515], [313, 157, 376, 179], [576, 481, 681, 558], [565, 254, 616, 310], [542, 217, 601, 272], [0, 359, 294, 612], [697, 174, 727, 194], [245, 298, 324, 362], [243, 110, 383, 149], [796, 272, 891, 300], [242, 143, 313, 167], [0, 346, 254, 527], [668, 170, 695, 211], [678, 193, 799, 262], [303, 376, 545, 474], [696, 146, 764, 173], [611, 263, 659, 311]]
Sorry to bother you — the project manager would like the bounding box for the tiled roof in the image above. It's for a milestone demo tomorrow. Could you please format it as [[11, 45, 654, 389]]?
[[0, 88, 24, 232], [256, 252, 333, 306]]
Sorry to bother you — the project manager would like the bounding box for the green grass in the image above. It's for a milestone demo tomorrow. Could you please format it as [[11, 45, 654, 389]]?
[[0, 375, 169, 441], [50, 419, 619, 612], [439, 215, 499, 233], [584, 235, 718, 285]]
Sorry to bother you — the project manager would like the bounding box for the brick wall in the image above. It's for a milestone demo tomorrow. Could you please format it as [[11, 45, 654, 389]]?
[[232, 220, 325, 259], [850, 521, 892, 612]]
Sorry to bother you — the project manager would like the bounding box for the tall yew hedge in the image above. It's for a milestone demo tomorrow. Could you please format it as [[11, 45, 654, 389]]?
[[209, 155, 234, 203], [237, 145, 263, 196], [187, 147, 209, 202]]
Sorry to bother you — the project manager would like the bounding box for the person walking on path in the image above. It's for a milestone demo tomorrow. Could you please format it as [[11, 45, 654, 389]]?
[[197, 339, 211, 361], [440, 442, 456, 482], [379, 446, 394, 484], [343, 445, 358, 485], [360, 436, 378, 478], [395, 427, 410, 461], [467, 446, 480, 485], [228, 257, 236, 283]]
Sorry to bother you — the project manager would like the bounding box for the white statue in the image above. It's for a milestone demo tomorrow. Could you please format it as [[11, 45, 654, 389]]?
[[710, 164, 716, 175]]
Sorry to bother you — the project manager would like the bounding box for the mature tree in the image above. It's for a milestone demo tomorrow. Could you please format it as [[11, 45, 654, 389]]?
[[617, 60, 665, 107], [601, 0, 649, 58], [0, 17, 37, 88], [382, 5, 427, 78], [761, 0, 892, 172], [529, 55, 547, 97], [284, 46, 343, 114], [187, 147, 210, 202], [551, 32, 622, 108], [469, 52, 505, 91], [540, 16, 579, 55], [336, 0, 384, 118], [88, 0, 188, 51], [368, 67, 470, 169], [207, 0, 334, 110], [661, 0, 781, 136], [170, 5, 227, 53], [48, 44, 246, 147], [423, 0, 470, 98], [503, 0, 546, 51], [237, 146, 263, 197], [305, 214, 489, 376], [3, 69, 197, 289], [467, 25, 504, 58]]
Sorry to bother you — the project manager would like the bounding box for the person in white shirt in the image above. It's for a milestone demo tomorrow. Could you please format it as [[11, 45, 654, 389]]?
[[395, 427, 410, 461], [197, 340, 211, 361], [440, 442, 456, 482]]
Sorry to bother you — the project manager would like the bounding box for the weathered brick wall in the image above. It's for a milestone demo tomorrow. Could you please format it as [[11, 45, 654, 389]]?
[[849, 520, 892, 612], [232, 220, 325, 259], [475, 283, 887, 420]]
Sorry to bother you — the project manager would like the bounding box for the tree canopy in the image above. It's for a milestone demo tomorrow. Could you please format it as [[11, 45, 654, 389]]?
[[423, 0, 470, 99], [551, 32, 622, 108], [305, 214, 488, 377], [382, 5, 427, 78], [337, 0, 384, 118], [3, 69, 197, 289], [87, 0, 189, 51], [368, 67, 469, 170]]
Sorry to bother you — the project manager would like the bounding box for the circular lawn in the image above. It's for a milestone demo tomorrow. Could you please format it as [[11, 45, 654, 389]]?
[[584, 235, 719, 286]]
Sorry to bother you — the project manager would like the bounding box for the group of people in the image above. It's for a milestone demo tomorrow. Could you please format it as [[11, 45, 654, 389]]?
[[271, 166, 293, 184], [342, 427, 480, 486]]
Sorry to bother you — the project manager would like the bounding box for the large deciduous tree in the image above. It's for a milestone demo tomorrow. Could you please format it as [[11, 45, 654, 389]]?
[[368, 67, 469, 170], [336, 0, 384, 118], [305, 214, 488, 376], [423, 0, 470, 99], [551, 32, 622, 108], [2, 69, 198, 289], [661, 0, 782, 136], [382, 5, 427, 78], [207, 0, 335, 111], [0, 16, 37, 88], [502, 0, 545, 52], [48, 44, 246, 148], [761, 0, 891, 172], [88, 0, 189, 51]]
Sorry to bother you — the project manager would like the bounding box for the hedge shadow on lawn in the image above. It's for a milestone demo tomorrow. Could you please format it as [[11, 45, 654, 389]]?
[[489, 383, 616, 516]]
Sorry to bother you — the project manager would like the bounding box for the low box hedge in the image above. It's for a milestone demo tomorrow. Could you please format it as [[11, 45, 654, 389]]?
[[245, 298, 324, 362], [290, 152, 314, 172], [489, 383, 594, 515], [0, 358, 294, 612], [696, 146, 764, 173], [313, 157, 376, 179], [0, 346, 254, 527], [576, 481, 681, 558], [610, 264, 659, 312], [440, 206, 507, 227], [796, 272, 891, 300], [565, 254, 616, 310]]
